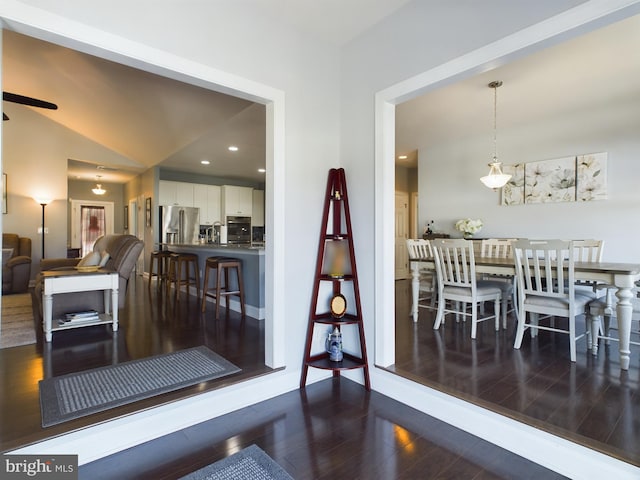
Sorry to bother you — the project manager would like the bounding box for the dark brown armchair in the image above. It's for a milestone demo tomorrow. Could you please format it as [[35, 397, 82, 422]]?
[[31, 234, 144, 325], [2, 233, 32, 294]]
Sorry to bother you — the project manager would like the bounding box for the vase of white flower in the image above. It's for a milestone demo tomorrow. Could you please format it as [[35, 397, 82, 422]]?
[[455, 218, 483, 239]]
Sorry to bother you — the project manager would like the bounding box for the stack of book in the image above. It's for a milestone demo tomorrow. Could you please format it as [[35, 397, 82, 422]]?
[[59, 310, 100, 326]]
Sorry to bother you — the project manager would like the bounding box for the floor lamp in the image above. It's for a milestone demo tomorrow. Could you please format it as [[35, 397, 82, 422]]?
[[34, 198, 51, 258]]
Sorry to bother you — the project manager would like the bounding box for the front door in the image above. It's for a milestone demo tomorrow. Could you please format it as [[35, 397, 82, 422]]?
[[70, 199, 115, 253]]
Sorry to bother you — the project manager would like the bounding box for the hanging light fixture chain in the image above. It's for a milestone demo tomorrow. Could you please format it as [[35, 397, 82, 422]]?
[[480, 80, 510, 190], [488, 80, 502, 161]]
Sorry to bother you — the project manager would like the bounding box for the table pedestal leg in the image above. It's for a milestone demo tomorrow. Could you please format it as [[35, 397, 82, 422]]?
[[615, 285, 634, 371]]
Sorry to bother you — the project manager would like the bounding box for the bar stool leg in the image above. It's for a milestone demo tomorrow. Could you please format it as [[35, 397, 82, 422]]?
[[215, 265, 223, 319], [201, 263, 211, 312], [193, 262, 200, 299], [236, 264, 246, 318]]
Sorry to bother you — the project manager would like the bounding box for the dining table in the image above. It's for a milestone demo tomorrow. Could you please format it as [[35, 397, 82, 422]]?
[[409, 255, 640, 370]]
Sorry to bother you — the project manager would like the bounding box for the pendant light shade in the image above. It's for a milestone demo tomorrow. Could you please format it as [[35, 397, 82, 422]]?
[[480, 81, 511, 190], [92, 175, 106, 195], [480, 160, 511, 189]]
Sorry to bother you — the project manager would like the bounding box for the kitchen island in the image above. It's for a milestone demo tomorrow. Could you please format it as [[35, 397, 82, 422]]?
[[158, 243, 265, 320]]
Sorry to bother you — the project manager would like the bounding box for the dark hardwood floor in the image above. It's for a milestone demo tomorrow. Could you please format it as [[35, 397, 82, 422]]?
[[0, 275, 273, 453], [1, 274, 636, 476], [390, 279, 640, 467], [80, 377, 566, 479]]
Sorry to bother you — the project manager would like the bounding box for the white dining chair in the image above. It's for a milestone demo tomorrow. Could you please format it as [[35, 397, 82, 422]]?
[[587, 282, 640, 355], [480, 238, 518, 329], [512, 239, 595, 362], [406, 239, 437, 316], [431, 238, 501, 339], [572, 239, 604, 262]]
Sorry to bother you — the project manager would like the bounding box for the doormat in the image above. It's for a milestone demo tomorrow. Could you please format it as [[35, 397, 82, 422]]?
[[39, 346, 240, 427], [179, 444, 294, 480]]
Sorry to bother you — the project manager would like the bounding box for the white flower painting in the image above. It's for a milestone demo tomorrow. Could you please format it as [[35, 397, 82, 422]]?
[[501, 163, 525, 206], [525, 156, 576, 204], [501, 152, 607, 206], [576, 152, 607, 201]]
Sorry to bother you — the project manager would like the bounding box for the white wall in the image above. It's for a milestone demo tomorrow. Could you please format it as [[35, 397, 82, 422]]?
[[2, 0, 340, 462], [340, 0, 596, 379], [340, 0, 640, 477], [5, 0, 639, 476], [419, 79, 640, 262]]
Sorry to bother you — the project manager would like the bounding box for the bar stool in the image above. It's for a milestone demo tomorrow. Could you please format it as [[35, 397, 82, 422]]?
[[148, 250, 173, 290], [166, 253, 200, 300], [201, 256, 246, 319]]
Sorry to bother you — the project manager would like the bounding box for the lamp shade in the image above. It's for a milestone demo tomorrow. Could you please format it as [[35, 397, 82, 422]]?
[[480, 161, 511, 189], [34, 197, 52, 205]]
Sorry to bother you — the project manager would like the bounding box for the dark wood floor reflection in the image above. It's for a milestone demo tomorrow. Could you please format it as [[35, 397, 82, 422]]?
[[0, 276, 272, 453], [390, 279, 640, 467], [81, 377, 566, 480]]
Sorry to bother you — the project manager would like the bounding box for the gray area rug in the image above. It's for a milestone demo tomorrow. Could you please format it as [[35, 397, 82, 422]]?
[[179, 444, 294, 480], [39, 346, 240, 427], [1, 293, 36, 349]]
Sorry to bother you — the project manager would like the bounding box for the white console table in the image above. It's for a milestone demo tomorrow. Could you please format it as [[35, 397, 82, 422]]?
[[42, 269, 119, 342]]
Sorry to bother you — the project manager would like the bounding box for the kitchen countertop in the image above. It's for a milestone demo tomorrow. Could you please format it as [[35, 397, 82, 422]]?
[[158, 242, 265, 252]]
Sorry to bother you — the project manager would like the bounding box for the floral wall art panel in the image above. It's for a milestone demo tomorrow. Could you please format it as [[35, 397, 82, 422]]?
[[576, 152, 607, 201], [501, 163, 525, 206], [525, 156, 576, 204]]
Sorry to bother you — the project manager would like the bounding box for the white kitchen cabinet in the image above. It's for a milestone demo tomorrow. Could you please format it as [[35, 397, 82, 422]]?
[[252, 189, 264, 227], [159, 180, 194, 206], [176, 182, 194, 206], [159, 180, 178, 206], [194, 184, 221, 224], [222, 185, 253, 218]]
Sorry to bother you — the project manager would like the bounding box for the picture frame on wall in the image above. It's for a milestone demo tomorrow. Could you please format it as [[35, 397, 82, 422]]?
[[124, 205, 129, 230], [2, 174, 6, 214], [145, 197, 152, 227]]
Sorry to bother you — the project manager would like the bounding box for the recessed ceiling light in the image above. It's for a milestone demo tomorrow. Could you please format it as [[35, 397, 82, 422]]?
[[228, 146, 239, 152], [200, 160, 210, 165], [258, 168, 266, 173], [398, 155, 408, 160]]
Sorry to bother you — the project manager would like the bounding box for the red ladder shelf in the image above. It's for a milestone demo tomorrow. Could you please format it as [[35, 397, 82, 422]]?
[[300, 168, 370, 390]]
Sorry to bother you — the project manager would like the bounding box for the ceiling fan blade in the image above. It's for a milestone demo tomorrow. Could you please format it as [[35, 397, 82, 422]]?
[[3, 92, 58, 110]]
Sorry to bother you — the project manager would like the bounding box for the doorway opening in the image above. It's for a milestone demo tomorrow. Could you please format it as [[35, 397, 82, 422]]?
[[70, 199, 115, 254]]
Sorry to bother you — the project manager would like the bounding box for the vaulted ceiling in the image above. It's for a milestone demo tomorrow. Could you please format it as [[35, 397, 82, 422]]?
[[1, 0, 413, 185]]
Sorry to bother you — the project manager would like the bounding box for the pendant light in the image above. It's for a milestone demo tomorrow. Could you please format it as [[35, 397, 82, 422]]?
[[92, 175, 106, 195], [480, 80, 512, 190]]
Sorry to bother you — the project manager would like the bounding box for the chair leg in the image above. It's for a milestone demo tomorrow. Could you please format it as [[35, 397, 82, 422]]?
[[604, 313, 612, 345], [471, 303, 478, 339], [514, 312, 526, 350], [494, 298, 500, 331], [590, 312, 601, 355], [530, 313, 539, 338], [433, 294, 445, 330], [569, 316, 577, 362], [502, 296, 508, 329]]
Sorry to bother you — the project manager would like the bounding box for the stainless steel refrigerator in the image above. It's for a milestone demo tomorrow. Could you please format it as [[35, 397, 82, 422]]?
[[159, 205, 200, 244]]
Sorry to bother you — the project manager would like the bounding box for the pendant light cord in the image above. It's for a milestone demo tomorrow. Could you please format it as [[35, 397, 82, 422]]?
[[493, 83, 497, 161]]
